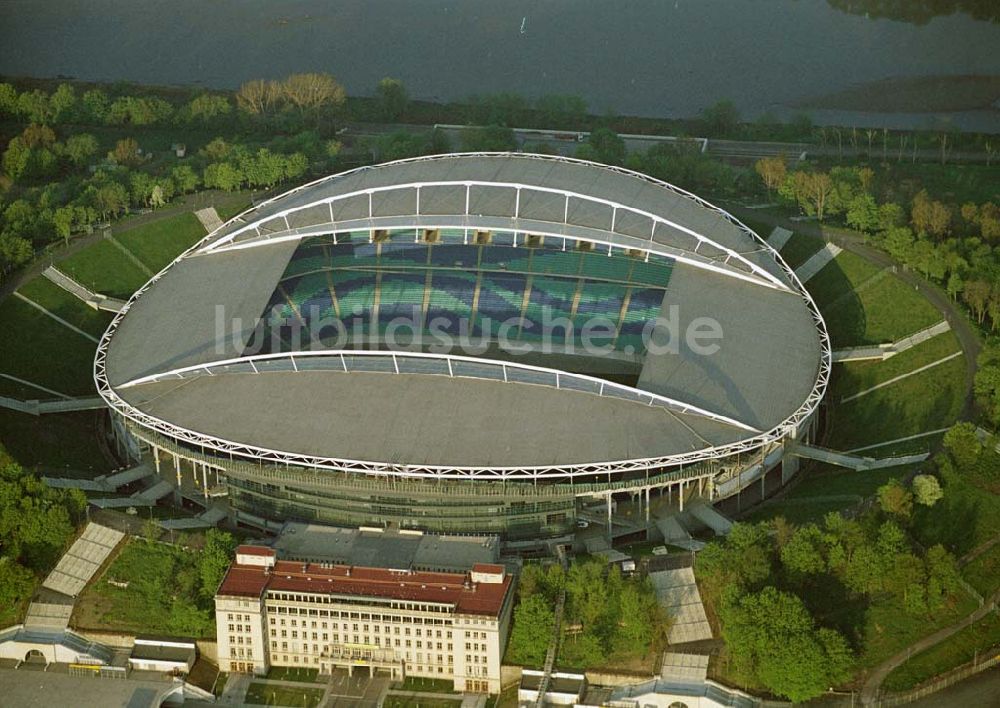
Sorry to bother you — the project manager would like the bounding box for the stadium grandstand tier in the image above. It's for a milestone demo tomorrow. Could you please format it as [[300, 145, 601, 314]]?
[[95, 153, 829, 539]]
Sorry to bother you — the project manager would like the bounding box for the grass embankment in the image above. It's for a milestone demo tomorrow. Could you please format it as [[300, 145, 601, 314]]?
[[0, 296, 98, 395], [825, 352, 965, 453], [883, 613, 1000, 692], [17, 277, 113, 338], [115, 211, 208, 272], [59, 239, 151, 300]]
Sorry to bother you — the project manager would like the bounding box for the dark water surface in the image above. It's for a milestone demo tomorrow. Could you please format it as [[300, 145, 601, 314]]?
[[2, 0, 999, 127]]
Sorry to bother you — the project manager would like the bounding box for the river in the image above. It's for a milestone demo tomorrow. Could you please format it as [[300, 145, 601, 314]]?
[[1, 0, 999, 131]]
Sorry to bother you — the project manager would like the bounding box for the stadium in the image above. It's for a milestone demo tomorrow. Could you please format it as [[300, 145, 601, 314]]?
[[95, 153, 830, 541]]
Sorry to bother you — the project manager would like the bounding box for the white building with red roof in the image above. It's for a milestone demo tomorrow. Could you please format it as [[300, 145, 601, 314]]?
[[215, 545, 514, 693]]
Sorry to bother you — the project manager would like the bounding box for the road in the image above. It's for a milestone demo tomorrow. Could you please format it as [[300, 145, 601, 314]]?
[[345, 122, 1000, 165]]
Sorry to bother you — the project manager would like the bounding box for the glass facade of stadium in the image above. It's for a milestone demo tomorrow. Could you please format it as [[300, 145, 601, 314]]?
[[120, 417, 808, 540]]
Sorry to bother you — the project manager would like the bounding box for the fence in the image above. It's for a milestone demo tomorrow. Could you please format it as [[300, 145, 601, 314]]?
[[877, 647, 1000, 706]]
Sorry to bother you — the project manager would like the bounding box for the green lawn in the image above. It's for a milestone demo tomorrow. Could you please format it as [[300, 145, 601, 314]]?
[[216, 200, 253, 222], [825, 353, 966, 452], [831, 332, 962, 401], [115, 212, 207, 272], [806, 249, 883, 309], [820, 272, 941, 347], [0, 296, 98, 396], [962, 544, 1000, 597], [746, 498, 858, 525], [73, 538, 215, 637], [245, 683, 325, 708], [396, 677, 456, 694], [778, 231, 824, 269], [266, 667, 320, 684], [883, 613, 1000, 691], [0, 409, 107, 475], [59, 239, 150, 300], [784, 463, 919, 501], [383, 699, 462, 708], [17, 277, 114, 339]]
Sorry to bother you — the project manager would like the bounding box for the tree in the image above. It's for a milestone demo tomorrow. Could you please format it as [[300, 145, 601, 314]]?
[[780, 524, 827, 578], [50, 83, 77, 123], [203, 162, 243, 192], [846, 193, 881, 233], [581, 128, 626, 166], [755, 157, 787, 195], [65, 133, 98, 167], [798, 171, 835, 221], [236, 79, 282, 116], [700, 100, 741, 137], [975, 348, 1000, 427], [110, 137, 142, 166], [0, 83, 18, 117], [281, 73, 346, 116], [171, 164, 200, 193], [911, 190, 951, 239], [93, 181, 129, 219], [912, 474, 943, 507], [2, 137, 31, 181], [16, 89, 52, 124], [0, 557, 35, 610], [186, 94, 232, 124], [53, 206, 75, 245], [198, 529, 236, 597], [535, 94, 587, 128], [943, 422, 983, 468], [719, 586, 853, 702], [461, 124, 516, 152], [506, 594, 554, 665], [81, 89, 110, 123], [924, 545, 961, 610], [964, 280, 992, 324], [376, 77, 408, 121]]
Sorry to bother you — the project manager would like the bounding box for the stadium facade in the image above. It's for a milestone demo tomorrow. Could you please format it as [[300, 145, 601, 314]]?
[[96, 153, 830, 540]]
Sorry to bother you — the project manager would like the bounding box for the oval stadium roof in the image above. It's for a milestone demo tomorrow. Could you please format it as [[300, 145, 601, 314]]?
[[96, 153, 830, 480]]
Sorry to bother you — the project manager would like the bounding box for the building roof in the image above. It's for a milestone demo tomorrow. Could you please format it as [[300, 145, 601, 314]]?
[[237, 545, 276, 557], [471, 563, 505, 575], [217, 559, 512, 617], [272, 524, 499, 573], [98, 154, 828, 479], [129, 642, 196, 665]]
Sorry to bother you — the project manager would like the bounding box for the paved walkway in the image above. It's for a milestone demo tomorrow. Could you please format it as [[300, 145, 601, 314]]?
[[832, 320, 951, 363], [42, 266, 126, 313], [766, 226, 792, 250], [194, 207, 224, 233], [790, 443, 928, 471], [841, 351, 963, 403], [861, 589, 1000, 705], [794, 242, 842, 282], [846, 428, 951, 454]]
